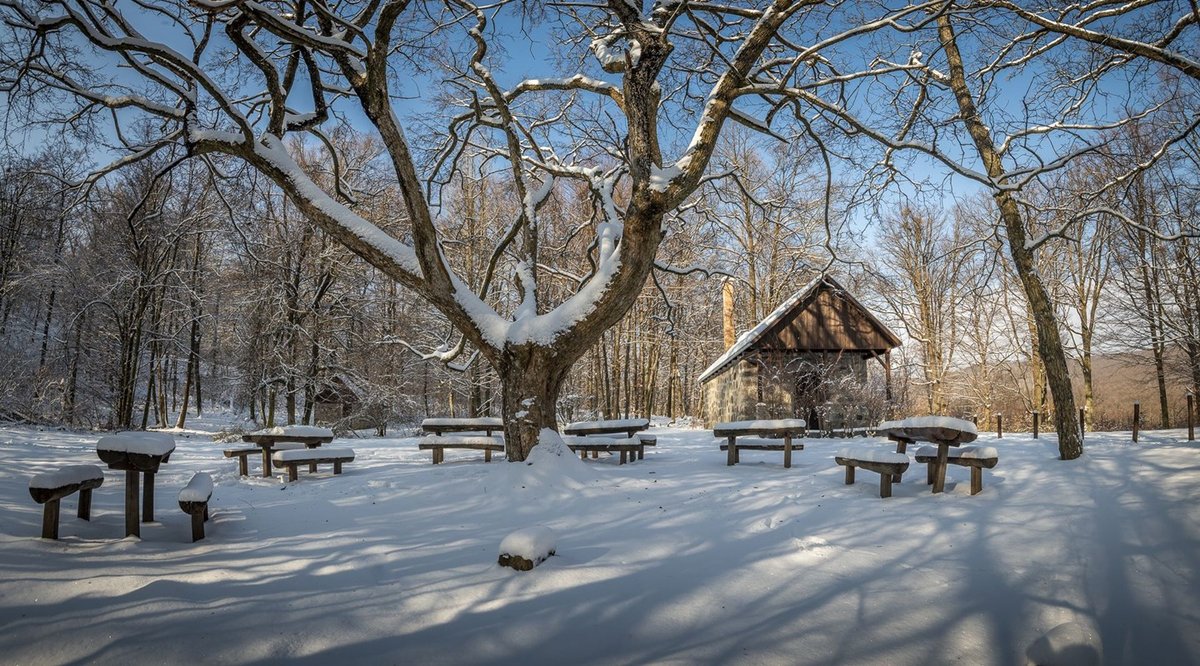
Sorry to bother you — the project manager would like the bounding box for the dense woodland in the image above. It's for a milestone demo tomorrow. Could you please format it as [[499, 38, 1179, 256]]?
[[0, 1, 1198, 446], [2, 122, 1197, 433]]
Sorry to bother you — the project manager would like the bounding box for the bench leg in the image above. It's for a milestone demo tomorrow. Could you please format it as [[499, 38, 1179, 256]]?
[[308, 462, 318, 474], [334, 461, 343, 475], [727, 436, 737, 466], [41, 499, 60, 539], [580, 449, 587, 461], [844, 464, 855, 485], [880, 472, 893, 499], [892, 441, 907, 485], [287, 464, 298, 482], [484, 448, 492, 462], [591, 450, 598, 459], [238, 455, 248, 477], [619, 449, 627, 465], [203, 505, 210, 521], [125, 470, 140, 538], [78, 488, 92, 521], [784, 436, 793, 469], [637, 446, 645, 461], [142, 471, 154, 523], [262, 447, 273, 478], [926, 462, 935, 485], [971, 467, 983, 495], [191, 510, 205, 542]]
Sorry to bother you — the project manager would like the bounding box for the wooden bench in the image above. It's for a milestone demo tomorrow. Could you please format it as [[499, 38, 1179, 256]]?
[[272, 448, 355, 482], [178, 472, 213, 542], [713, 419, 807, 468], [421, 417, 504, 436], [565, 436, 654, 465], [418, 435, 504, 464], [28, 465, 105, 539], [563, 418, 650, 439], [834, 448, 910, 498], [223, 447, 261, 476], [914, 445, 998, 495]]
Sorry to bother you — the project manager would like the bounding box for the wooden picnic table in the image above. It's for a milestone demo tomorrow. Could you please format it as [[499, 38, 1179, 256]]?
[[875, 417, 978, 494], [95, 432, 176, 537], [242, 426, 334, 478], [713, 419, 807, 468], [421, 417, 504, 436], [563, 418, 650, 438]]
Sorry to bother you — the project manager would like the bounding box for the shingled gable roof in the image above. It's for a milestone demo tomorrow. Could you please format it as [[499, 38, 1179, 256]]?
[[697, 274, 901, 384]]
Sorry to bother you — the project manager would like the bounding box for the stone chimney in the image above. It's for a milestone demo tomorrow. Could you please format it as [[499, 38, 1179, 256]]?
[[722, 279, 736, 349]]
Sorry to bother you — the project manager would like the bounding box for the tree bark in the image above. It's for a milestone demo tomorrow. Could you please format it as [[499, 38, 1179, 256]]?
[[498, 348, 572, 461]]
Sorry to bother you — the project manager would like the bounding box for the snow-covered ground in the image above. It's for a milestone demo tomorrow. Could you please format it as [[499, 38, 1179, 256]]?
[[1, 417, 1198, 665]]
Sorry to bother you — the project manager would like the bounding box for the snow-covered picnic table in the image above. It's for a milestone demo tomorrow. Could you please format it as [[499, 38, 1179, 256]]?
[[420, 417, 504, 436], [562, 418, 650, 438], [875, 416, 978, 494], [95, 432, 176, 537], [240, 426, 334, 479], [712, 419, 807, 468]]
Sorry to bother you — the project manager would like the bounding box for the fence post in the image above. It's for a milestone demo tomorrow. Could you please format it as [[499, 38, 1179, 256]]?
[[996, 413, 1003, 439], [1187, 394, 1194, 442], [1032, 411, 1039, 439], [1079, 407, 1086, 442], [1132, 402, 1140, 443]]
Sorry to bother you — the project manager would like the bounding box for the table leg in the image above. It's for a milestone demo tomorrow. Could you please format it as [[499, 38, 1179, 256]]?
[[784, 435, 793, 468], [125, 470, 140, 538], [727, 436, 737, 466], [142, 471, 154, 522], [261, 446, 272, 479], [893, 440, 907, 484], [933, 443, 949, 494], [306, 442, 318, 472]]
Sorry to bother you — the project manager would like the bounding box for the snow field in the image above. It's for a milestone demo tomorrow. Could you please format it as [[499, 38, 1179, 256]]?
[[0, 421, 1197, 664]]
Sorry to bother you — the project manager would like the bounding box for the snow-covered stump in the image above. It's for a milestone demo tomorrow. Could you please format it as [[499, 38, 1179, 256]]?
[[498, 526, 557, 571]]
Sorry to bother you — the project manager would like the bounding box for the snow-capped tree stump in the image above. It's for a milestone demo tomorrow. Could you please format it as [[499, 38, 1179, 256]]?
[[498, 526, 557, 571]]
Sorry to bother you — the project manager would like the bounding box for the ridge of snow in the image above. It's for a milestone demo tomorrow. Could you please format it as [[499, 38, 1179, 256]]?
[[836, 447, 909, 464]]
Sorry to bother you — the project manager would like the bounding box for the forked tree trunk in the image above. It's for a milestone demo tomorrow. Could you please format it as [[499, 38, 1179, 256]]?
[[498, 347, 572, 461]]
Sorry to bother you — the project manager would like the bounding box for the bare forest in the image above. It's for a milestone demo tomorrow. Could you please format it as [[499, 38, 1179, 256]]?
[[0, 1, 1198, 459]]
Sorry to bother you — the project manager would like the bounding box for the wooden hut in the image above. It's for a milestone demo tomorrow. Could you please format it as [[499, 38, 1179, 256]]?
[[312, 375, 363, 425], [699, 275, 901, 428]]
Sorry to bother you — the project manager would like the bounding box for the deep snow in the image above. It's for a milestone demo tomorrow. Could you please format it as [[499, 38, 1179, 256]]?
[[1, 417, 1197, 665]]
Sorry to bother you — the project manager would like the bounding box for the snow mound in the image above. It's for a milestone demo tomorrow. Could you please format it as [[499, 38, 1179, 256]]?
[[1026, 621, 1102, 666], [485, 429, 595, 500], [178, 473, 213, 502]]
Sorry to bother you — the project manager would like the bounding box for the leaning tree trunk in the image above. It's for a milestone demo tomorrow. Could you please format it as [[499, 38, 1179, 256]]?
[[938, 12, 1082, 460], [497, 346, 573, 461]]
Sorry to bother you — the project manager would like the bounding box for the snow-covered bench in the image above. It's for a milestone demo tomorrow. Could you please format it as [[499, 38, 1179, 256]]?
[[418, 435, 505, 464], [177, 472, 213, 542], [28, 465, 105, 539], [223, 446, 260, 476], [834, 448, 910, 498], [272, 448, 355, 482], [914, 445, 999, 495], [421, 417, 504, 437], [563, 418, 650, 439], [713, 419, 807, 468], [565, 435, 656, 465]]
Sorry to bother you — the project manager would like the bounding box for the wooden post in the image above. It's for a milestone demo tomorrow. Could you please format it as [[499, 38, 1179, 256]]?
[[932, 444, 949, 494], [996, 414, 1003, 438], [1132, 402, 1140, 443], [783, 435, 793, 469], [1032, 411, 1039, 439], [142, 471, 154, 523], [191, 511, 205, 542], [125, 470, 140, 538], [1188, 394, 1195, 442], [1079, 407, 1086, 442]]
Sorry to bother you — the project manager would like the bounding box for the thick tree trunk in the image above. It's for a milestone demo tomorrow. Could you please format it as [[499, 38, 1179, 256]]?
[[498, 348, 571, 461], [938, 13, 1082, 459]]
